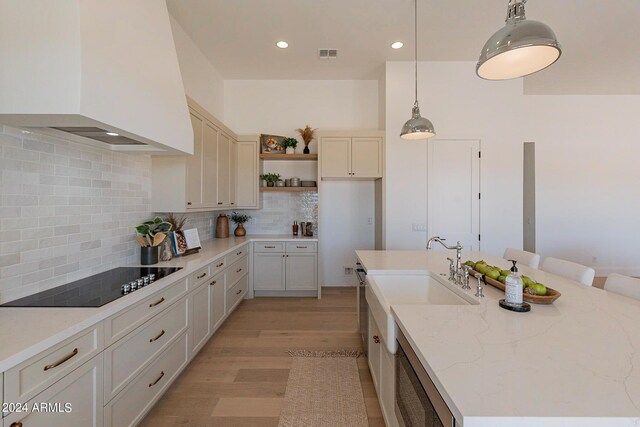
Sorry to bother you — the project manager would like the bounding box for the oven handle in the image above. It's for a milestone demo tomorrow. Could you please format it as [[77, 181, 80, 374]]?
[[355, 262, 367, 285]]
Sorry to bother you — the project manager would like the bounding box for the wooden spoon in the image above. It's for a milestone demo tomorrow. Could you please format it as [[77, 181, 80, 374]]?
[[153, 232, 166, 247], [136, 235, 148, 247], [146, 234, 153, 247]]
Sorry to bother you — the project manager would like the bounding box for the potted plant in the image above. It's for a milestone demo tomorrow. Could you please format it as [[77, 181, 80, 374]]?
[[296, 125, 317, 154], [281, 137, 298, 154], [230, 212, 251, 237], [260, 173, 281, 187], [135, 217, 172, 265]]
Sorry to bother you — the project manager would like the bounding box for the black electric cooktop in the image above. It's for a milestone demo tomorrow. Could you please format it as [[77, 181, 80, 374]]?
[[0, 267, 182, 308]]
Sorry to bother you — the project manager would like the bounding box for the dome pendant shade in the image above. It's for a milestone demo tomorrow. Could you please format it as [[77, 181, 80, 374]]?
[[400, 102, 435, 140], [477, 0, 561, 80]]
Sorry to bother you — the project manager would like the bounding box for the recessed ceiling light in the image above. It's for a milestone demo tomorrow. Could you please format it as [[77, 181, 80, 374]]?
[[105, 132, 119, 136], [276, 41, 289, 49], [391, 41, 404, 49]]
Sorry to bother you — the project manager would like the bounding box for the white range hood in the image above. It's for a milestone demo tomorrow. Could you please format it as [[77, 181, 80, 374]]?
[[0, 0, 193, 154]]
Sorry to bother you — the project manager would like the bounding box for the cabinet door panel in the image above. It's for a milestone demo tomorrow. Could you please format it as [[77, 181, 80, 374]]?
[[368, 311, 381, 393], [253, 254, 285, 290], [285, 254, 317, 290], [236, 140, 259, 208], [190, 283, 212, 357], [351, 137, 382, 178], [217, 133, 231, 207], [186, 112, 203, 208], [321, 137, 351, 178], [230, 139, 237, 207], [202, 122, 219, 208], [210, 271, 226, 332]]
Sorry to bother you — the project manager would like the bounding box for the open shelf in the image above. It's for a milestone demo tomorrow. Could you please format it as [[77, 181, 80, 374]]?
[[260, 187, 318, 192], [260, 153, 318, 161]]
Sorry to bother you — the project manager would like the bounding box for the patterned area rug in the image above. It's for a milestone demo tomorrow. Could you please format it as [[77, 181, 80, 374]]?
[[278, 350, 369, 427]]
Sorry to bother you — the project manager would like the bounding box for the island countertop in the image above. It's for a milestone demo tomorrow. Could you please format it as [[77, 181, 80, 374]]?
[[356, 250, 640, 427]]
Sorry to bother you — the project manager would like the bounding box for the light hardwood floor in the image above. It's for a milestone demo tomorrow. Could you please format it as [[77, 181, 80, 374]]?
[[140, 287, 384, 427]]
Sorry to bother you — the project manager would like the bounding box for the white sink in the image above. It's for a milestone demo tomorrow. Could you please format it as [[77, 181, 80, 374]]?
[[366, 274, 476, 354]]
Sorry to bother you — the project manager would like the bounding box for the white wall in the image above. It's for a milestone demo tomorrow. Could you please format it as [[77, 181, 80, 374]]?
[[224, 79, 380, 286], [385, 62, 525, 256], [169, 16, 225, 120], [525, 95, 640, 276]]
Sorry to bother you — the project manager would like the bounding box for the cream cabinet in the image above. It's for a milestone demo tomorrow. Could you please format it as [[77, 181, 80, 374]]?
[[253, 242, 318, 295], [368, 310, 399, 427], [320, 135, 383, 179], [210, 271, 227, 332], [151, 97, 245, 213], [235, 138, 260, 209], [4, 354, 104, 427], [188, 281, 213, 358]]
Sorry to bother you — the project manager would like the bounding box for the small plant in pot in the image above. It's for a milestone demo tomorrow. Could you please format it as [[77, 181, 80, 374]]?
[[260, 173, 281, 187], [135, 217, 172, 265], [281, 137, 298, 154], [230, 212, 251, 237]]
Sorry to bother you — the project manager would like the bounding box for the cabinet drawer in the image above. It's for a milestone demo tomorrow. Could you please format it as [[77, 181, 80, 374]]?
[[227, 274, 248, 311], [5, 325, 103, 404], [227, 243, 248, 265], [104, 297, 188, 403], [104, 332, 189, 427], [211, 255, 228, 276], [286, 242, 317, 253], [5, 354, 103, 427], [104, 278, 188, 346], [190, 264, 211, 289], [254, 242, 285, 253], [227, 256, 248, 288]]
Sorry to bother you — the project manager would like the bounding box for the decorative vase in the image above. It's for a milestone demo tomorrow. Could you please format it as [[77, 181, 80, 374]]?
[[303, 145, 310, 154], [286, 147, 295, 154], [234, 223, 247, 237], [267, 181, 275, 187], [215, 214, 230, 238], [141, 246, 159, 265], [160, 238, 173, 261]]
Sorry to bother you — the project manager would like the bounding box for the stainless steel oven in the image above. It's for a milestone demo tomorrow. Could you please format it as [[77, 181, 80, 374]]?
[[395, 328, 455, 427], [355, 262, 368, 353]]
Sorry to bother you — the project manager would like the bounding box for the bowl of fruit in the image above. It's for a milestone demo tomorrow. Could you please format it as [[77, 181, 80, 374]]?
[[464, 260, 561, 304]]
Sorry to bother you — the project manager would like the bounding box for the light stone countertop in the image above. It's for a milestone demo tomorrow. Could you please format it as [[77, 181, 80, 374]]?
[[356, 250, 640, 427], [0, 234, 316, 373]]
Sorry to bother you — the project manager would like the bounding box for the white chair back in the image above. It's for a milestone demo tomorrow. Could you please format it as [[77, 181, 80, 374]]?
[[503, 248, 541, 269], [604, 273, 640, 301], [541, 257, 595, 286]]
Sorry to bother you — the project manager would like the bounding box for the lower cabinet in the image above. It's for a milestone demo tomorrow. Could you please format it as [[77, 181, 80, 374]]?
[[253, 241, 318, 294], [368, 310, 399, 427], [4, 354, 104, 427], [210, 270, 227, 332], [189, 280, 213, 357]]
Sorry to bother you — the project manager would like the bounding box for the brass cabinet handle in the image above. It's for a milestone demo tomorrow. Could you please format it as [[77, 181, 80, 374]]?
[[264, 245, 276, 249], [149, 297, 165, 308], [43, 348, 78, 371], [216, 262, 224, 268], [236, 268, 242, 273], [218, 202, 223, 205], [149, 329, 165, 343], [236, 251, 242, 255], [148, 371, 165, 387], [236, 289, 242, 295], [187, 202, 192, 206], [10, 422, 23, 427], [296, 246, 308, 249], [373, 336, 380, 344], [209, 280, 217, 286], [196, 272, 207, 279]]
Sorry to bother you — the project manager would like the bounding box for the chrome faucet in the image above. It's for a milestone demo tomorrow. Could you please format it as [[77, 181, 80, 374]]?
[[428, 236, 464, 285]]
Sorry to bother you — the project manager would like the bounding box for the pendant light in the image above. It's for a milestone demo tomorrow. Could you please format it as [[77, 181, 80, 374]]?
[[400, 0, 435, 140], [477, 0, 561, 80]]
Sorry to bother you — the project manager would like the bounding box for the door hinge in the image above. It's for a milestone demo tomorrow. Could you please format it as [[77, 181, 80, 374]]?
[[478, 234, 481, 241]]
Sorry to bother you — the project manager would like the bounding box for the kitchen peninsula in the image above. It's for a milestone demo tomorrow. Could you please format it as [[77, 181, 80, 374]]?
[[357, 250, 640, 427]]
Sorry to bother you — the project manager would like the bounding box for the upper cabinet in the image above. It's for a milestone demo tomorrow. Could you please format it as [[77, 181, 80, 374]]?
[[320, 133, 384, 179], [0, 0, 192, 154], [151, 99, 259, 213]]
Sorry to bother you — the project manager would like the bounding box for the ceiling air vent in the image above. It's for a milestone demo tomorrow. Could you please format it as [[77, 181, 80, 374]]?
[[318, 49, 338, 59]]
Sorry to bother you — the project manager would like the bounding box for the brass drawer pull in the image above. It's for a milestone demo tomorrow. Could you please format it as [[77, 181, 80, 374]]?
[[216, 262, 224, 268], [149, 371, 165, 387], [296, 246, 308, 249], [43, 348, 78, 371], [264, 245, 276, 249], [196, 272, 207, 279], [236, 268, 242, 273], [209, 280, 217, 286], [149, 329, 165, 343], [236, 289, 242, 295], [236, 251, 242, 255], [149, 297, 165, 308], [373, 335, 380, 344], [10, 422, 23, 427]]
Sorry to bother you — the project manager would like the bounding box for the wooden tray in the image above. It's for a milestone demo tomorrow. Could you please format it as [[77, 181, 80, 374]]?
[[470, 269, 561, 304]]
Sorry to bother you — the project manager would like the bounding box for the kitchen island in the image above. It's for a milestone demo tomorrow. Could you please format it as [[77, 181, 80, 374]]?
[[357, 250, 640, 427]]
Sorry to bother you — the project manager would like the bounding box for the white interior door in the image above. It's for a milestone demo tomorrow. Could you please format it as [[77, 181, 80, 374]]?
[[427, 139, 480, 251]]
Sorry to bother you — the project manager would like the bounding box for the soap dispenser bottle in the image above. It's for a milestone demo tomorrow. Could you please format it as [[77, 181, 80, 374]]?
[[499, 260, 531, 312]]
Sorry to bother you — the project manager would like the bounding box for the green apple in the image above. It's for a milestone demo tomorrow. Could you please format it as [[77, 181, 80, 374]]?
[[522, 276, 535, 287], [464, 260, 475, 268], [500, 269, 511, 277], [498, 275, 507, 283], [533, 283, 547, 296], [486, 269, 500, 280]]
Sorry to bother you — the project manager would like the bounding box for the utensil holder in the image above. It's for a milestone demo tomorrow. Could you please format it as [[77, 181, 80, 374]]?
[[141, 246, 159, 265]]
